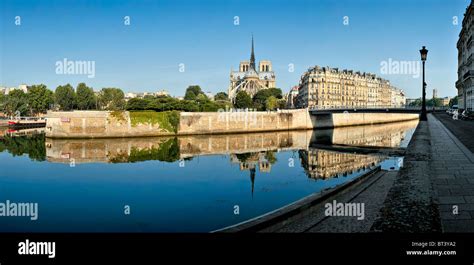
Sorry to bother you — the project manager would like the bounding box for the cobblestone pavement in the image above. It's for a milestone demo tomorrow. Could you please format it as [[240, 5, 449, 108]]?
[[260, 114, 474, 233], [261, 170, 397, 232], [432, 112, 474, 153], [370, 119, 441, 232], [428, 114, 474, 232]]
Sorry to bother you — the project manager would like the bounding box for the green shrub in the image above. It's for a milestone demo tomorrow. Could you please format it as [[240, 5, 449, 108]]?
[[129, 111, 180, 133]]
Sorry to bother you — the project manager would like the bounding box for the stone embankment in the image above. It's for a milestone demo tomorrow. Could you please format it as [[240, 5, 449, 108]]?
[[45, 109, 419, 138]]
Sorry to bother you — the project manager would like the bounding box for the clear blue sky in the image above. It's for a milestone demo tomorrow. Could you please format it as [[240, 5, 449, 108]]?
[[0, 0, 470, 98]]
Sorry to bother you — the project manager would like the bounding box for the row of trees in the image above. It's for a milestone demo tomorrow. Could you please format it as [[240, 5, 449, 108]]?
[[126, 86, 231, 112], [0, 83, 127, 116], [234, 88, 286, 111], [0, 83, 287, 117], [407, 96, 458, 108]]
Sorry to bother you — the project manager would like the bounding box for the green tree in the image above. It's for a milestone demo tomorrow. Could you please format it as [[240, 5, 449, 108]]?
[[252, 88, 282, 110], [214, 92, 228, 101], [184, 91, 196, 100], [28, 84, 54, 115], [98, 88, 125, 110], [4, 90, 29, 116], [427, 98, 442, 107], [268, 88, 283, 99], [265, 96, 278, 110], [55, 84, 76, 111], [408, 98, 422, 107], [234, 91, 253, 109], [449, 96, 458, 107], [0, 93, 6, 111], [277, 99, 287, 110], [184, 85, 204, 100], [76, 83, 96, 110], [126, 98, 150, 110]]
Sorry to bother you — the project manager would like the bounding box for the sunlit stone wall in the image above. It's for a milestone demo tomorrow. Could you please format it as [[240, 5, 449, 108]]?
[[45, 110, 419, 138]]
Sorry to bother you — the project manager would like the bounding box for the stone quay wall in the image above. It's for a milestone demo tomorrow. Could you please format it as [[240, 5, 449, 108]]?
[[45, 109, 419, 139]]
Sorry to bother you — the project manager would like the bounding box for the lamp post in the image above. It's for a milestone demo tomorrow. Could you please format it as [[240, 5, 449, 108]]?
[[419, 46, 428, 121]]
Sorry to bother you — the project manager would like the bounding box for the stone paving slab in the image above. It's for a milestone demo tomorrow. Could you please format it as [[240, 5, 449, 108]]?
[[370, 120, 441, 232], [261, 170, 396, 233], [432, 113, 474, 154], [428, 114, 474, 232]]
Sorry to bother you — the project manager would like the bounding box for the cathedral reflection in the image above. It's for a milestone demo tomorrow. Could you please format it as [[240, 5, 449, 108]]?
[[0, 120, 418, 194]]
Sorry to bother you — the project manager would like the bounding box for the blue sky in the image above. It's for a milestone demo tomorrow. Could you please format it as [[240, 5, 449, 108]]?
[[0, 0, 470, 98]]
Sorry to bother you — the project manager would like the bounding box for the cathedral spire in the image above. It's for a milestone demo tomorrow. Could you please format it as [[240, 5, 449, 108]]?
[[250, 35, 256, 71]]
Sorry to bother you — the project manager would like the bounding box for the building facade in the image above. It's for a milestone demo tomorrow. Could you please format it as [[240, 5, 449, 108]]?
[[228, 37, 276, 102], [441, 96, 451, 106], [0, 84, 30, 95], [432, 88, 438, 99], [286, 86, 299, 108], [295, 66, 398, 109], [391, 87, 406, 108], [456, 2, 474, 111]]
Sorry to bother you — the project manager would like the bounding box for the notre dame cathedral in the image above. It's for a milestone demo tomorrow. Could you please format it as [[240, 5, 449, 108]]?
[[228, 36, 276, 103]]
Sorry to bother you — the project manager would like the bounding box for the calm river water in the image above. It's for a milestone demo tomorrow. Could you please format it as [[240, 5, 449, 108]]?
[[0, 120, 418, 232]]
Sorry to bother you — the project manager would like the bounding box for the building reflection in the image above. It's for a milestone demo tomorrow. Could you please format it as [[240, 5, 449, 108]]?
[[230, 151, 276, 196], [298, 149, 384, 179], [1, 120, 419, 189]]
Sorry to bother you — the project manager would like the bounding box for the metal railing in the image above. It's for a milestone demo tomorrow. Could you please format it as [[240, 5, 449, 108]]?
[[9, 116, 46, 121], [308, 105, 449, 111]]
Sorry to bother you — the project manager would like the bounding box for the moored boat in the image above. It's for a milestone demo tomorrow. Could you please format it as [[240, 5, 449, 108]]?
[[7, 117, 46, 128]]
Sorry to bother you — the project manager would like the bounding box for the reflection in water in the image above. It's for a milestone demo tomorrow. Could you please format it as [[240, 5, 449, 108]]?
[[299, 150, 383, 179], [0, 120, 418, 232], [42, 119, 418, 180], [0, 130, 46, 162]]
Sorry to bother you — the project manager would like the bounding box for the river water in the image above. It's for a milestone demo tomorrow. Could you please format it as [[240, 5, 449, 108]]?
[[0, 120, 418, 232]]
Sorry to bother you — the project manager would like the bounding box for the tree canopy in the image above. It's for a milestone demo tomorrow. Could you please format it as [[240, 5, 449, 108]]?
[[214, 92, 228, 101], [184, 85, 204, 100], [98, 88, 125, 110], [234, 91, 253, 109], [449, 96, 458, 107], [252, 88, 283, 110], [28, 84, 54, 115], [55, 84, 76, 111], [3, 89, 29, 116], [76, 83, 96, 110]]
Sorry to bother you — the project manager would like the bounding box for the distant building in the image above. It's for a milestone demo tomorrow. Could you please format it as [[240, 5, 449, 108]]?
[[0, 84, 30, 95], [228, 36, 276, 102], [155, 90, 169, 97], [18, 84, 29, 93], [441, 96, 451, 106], [125, 92, 138, 99], [432, 88, 438, 99], [456, 2, 474, 111], [295, 66, 396, 109], [391, 87, 406, 108], [405, 98, 418, 106], [286, 86, 299, 108]]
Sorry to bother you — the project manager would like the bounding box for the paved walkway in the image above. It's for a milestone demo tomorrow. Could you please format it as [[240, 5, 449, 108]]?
[[371, 119, 440, 232], [428, 114, 474, 232], [261, 170, 397, 232], [433, 112, 474, 153], [257, 114, 474, 233]]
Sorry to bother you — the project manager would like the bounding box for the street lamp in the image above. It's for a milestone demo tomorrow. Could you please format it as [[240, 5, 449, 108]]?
[[419, 46, 428, 121]]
